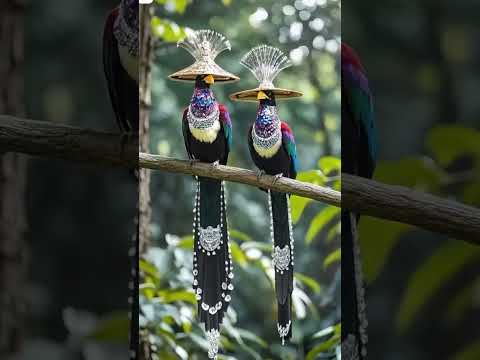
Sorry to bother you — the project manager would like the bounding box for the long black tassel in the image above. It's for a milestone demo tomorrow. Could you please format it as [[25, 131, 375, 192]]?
[[129, 173, 139, 360], [268, 190, 294, 345], [341, 211, 368, 359], [192, 177, 233, 359]]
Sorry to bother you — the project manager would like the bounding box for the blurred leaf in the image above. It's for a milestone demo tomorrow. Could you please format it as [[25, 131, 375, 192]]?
[[323, 249, 341, 269], [296, 169, 327, 185], [177, 235, 194, 249], [326, 223, 340, 242], [451, 340, 480, 360], [230, 241, 248, 268], [306, 207, 340, 244], [318, 156, 341, 175], [359, 217, 411, 283], [140, 258, 160, 279], [295, 273, 322, 294], [374, 157, 446, 192], [445, 276, 480, 324], [306, 331, 340, 360], [236, 328, 268, 348], [427, 125, 480, 167], [290, 195, 312, 224], [222, 0, 232, 6], [230, 229, 253, 242], [88, 312, 129, 341], [396, 241, 480, 333], [158, 290, 197, 305], [151, 17, 186, 42]]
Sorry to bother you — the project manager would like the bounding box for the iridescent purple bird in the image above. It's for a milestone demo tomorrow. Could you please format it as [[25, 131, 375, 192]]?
[[231, 45, 302, 345]]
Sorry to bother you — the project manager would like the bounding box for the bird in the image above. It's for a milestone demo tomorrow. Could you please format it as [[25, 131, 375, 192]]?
[[103, 0, 138, 135], [103, 1, 139, 359], [341, 42, 378, 360], [230, 45, 302, 345], [169, 29, 239, 360]]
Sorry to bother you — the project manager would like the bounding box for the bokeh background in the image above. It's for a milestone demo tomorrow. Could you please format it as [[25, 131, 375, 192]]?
[[142, 0, 341, 359], [344, 1, 480, 359], [7, 1, 135, 359]]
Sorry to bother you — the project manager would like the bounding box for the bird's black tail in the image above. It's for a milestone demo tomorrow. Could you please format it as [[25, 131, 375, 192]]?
[[192, 177, 233, 359], [129, 177, 139, 360], [341, 211, 368, 359], [269, 190, 294, 345]]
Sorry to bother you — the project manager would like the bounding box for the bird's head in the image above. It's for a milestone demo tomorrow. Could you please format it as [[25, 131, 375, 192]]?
[[195, 74, 215, 88], [341, 43, 366, 73], [257, 90, 276, 105]]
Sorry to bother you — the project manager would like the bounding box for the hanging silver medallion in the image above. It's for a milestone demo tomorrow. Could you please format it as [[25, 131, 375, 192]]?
[[199, 225, 222, 252], [272, 245, 290, 272]]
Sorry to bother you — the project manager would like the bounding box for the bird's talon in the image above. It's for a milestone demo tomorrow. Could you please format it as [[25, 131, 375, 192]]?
[[212, 160, 220, 168], [256, 169, 265, 181], [272, 173, 283, 184]]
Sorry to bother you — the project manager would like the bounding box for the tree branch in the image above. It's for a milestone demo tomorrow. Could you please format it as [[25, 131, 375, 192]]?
[[0, 115, 137, 168], [0, 115, 479, 243], [141, 154, 480, 244], [342, 174, 480, 244], [139, 153, 341, 207]]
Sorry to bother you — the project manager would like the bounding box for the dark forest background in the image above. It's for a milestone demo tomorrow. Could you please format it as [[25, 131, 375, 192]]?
[[7, 0, 135, 359], [344, 1, 480, 359]]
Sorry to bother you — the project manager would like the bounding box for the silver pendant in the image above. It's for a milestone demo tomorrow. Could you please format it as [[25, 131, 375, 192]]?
[[199, 225, 222, 252], [272, 245, 290, 272], [277, 321, 291, 345], [206, 328, 220, 359]]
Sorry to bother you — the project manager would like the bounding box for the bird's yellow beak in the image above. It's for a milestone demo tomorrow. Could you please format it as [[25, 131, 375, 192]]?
[[257, 90, 270, 100], [204, 74, 215, 85]]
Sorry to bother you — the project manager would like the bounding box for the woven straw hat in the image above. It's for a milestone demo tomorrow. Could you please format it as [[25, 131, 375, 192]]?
[[169, 29, 239, 83], [229, 45, 302, 102]]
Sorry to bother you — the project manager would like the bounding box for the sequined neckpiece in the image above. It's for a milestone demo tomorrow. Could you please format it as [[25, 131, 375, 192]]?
[[252, 103, 281, 149], [114, 0, 139, 56], [187, 86, 219, 130]]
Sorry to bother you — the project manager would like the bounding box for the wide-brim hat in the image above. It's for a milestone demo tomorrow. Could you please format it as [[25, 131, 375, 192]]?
[[169, 60, 239, 83], [168, 29, 239, 83], [229, 45, 302, 102], [229, 86, 302, 102]]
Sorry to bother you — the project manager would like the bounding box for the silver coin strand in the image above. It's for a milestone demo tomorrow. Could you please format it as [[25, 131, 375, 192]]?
[[341, 334, 360, 360], [187, 104, 220, 130], [268, 190, 295, 344], [349, 212, 368, 358], [192, 179, 234, 360]]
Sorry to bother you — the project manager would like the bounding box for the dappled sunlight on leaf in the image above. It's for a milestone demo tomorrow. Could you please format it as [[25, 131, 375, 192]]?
[[395, 241, 480, 333]]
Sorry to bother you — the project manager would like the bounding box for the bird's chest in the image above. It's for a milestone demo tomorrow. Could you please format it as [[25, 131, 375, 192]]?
[[251, 125, 282, 159], [118, 44, 138, 82], [187, 107, 221, 144]]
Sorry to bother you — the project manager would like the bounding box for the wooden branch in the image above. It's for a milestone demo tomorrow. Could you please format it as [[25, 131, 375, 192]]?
[[140, 154, 480, 244], [0, 115, 478, 243], [0, 115, 137, 168], [140, 153, 342, 207], [342, 174, 480, 244]]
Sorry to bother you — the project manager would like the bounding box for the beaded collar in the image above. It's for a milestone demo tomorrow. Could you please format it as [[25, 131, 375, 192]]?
[[252, 105, 281, 149], [113, 0, 138, 57], [187, 87, 219, 130]]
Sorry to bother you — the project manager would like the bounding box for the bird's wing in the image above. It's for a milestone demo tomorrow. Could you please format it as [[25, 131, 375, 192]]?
[[182, 108, 194, 160], [103, 8, 138, 133], [342, 61, 377, 176], [218, 104, 233, 153], [281, 122, 298, 179]]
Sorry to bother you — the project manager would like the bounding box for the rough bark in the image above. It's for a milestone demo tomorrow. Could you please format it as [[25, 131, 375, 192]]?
[[138, 3, 153, 255], [0, 1, 27, 355], [0, 115, 137, 167]]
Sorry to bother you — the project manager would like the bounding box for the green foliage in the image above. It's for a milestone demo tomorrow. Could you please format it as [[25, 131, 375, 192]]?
[[147, 0, 341, 357], [395, 241, 480, 333]]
